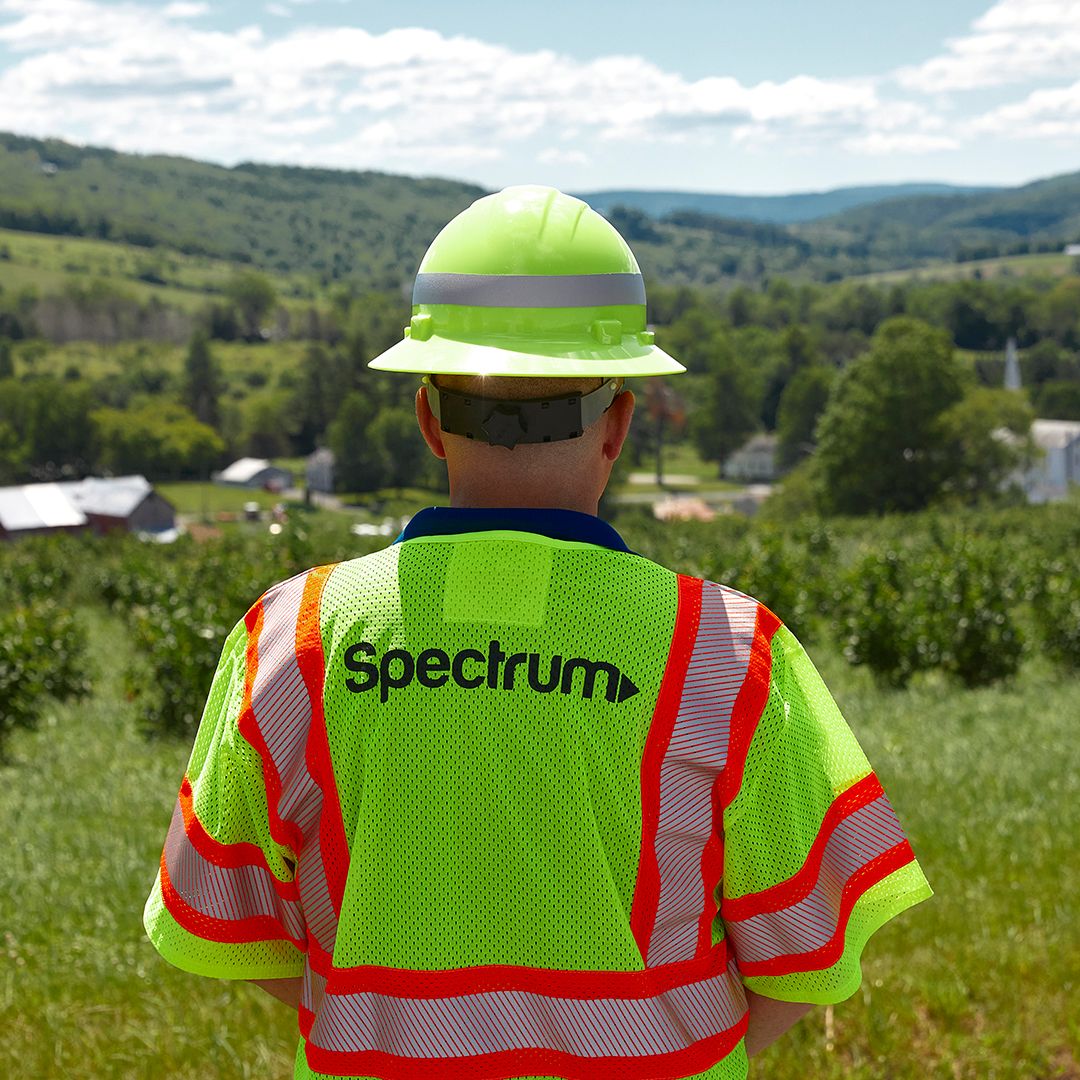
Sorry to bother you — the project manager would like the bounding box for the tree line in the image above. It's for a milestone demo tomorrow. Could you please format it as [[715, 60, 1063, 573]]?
[[1, 268, 1078, 509]]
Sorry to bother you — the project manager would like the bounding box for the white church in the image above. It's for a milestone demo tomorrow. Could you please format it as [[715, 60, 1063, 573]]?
[[1004, 339, 1080, 503]]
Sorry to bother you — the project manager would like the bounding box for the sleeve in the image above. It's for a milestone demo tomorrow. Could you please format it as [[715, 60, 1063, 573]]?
[[142, 615, 307, 980], [719, 623, 931, 1004]]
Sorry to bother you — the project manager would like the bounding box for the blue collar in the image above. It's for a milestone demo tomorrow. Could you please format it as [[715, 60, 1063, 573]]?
[[396, 506, 631, 553]]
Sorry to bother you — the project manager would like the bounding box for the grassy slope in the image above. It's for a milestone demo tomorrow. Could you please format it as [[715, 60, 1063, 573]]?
[[0, 226, 318, 311], [851, 251, 1074, 285], [1, 590, 1077, 1077]]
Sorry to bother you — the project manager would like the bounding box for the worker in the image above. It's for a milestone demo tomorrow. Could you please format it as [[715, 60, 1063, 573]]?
[[144, 186, 931, 1080]]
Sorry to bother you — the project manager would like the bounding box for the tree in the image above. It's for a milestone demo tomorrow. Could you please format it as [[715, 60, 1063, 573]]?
[[0, 338, 13, 380], [242, 390, 294, 458], [94, 403, 224, 479], [182, 330, 222, 429], [692, 331, 759, 471], [937, 388, 1034, 501], [224, 271, 277, 340], [369, 406, 426, 491], [1032, 380, 1080, 421], [815, 317, 966, 514], [327, 392, 384, 493], [776, 365, 835, 469]]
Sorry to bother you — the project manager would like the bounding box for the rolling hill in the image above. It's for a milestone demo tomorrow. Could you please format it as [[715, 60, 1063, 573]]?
[[0, 132, 1077, 291], [574, 183, 997, 225]]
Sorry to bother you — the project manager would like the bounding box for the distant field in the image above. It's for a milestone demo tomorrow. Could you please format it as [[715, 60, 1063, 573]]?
[[13, 337, 310, 395], [2, 541, 1077, 1078], [854, 251, 1074, 285], [0, 226, 318, 310]]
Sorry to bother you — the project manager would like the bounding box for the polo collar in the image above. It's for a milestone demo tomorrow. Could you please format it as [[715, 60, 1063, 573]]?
[[396, 506, 631, 553]]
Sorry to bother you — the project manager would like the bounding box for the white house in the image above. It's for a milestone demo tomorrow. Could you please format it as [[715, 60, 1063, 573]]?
[[723, 433, 779, 483], [306, 448, 335, 494], [214, 457, 294, 491], [1016, 419, 1080, 503]]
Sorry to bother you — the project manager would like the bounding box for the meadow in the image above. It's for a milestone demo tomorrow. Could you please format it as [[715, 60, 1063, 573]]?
[[2, 506, 1078, 1079]]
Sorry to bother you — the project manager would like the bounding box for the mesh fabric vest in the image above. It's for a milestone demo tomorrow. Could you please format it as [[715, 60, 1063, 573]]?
[[145, 514, 931, 1079]]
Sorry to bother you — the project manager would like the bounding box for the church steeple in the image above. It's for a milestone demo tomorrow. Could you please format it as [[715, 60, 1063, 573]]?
[[1004, 337, 1022, 392]]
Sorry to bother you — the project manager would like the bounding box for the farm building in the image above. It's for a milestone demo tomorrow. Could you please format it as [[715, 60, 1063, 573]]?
[[59, 475, 176, 536], [1017, 419, 1080, 503], [0, 476, 176, 540], [723, 433, 779, 482], [305, 448, 335, 494], [0, 483, 88, 540], [214, 457, 294, 491]]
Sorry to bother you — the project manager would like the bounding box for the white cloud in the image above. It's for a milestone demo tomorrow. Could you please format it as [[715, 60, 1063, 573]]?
[[897, 0, 1080, 91], [265, 3, 291, 16], [163, 2, 209, 17], [0, 0, 962, 175], [537, 147, 589, 166], [974, 77, 1080, 136]]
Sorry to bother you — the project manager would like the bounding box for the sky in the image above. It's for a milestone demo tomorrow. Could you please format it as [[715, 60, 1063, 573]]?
[[0, 0, 1079, 194]]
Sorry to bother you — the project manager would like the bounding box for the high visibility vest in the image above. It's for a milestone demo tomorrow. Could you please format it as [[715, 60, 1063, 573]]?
[[145, 509, 931, 1080]]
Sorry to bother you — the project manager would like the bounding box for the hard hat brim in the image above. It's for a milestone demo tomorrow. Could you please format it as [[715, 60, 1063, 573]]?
[[368, 334, 686, 378]]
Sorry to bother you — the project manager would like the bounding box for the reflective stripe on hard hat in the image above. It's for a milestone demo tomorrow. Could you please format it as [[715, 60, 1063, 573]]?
[[413, 272, 646, 309]]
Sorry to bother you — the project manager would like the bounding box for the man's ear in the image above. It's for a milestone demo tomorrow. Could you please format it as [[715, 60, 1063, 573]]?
[[415, 385, 447, 460], [601, 389, 635, 462]]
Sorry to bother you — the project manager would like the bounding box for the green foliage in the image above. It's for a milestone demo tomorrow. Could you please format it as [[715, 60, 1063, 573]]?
[[0, 376, 97, 479], [369, 406, 426, 491], [815, 318, 966, 514], [328, 391, 384, 493], [224, 271, 277, 339], [936, 388, 1034, 502], [0, 601, 90, 759], [0, 336, 12, 378], [836, 533, 1023, 689], [1032, 378, 1080, 419], [776, 365, 835, 469], [182, 330, 222, 429], [691, 330, 759, 470], [93, 401, 224, 479], [0, 540, 88, 758], [1032, 556, 1080, 669]]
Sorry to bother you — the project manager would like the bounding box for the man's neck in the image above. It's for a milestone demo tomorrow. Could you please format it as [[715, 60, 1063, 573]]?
[[449, 488, 600, 516]]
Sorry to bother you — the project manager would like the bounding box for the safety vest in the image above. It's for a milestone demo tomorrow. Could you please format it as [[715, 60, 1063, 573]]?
[[145, 508, 930, 1080]]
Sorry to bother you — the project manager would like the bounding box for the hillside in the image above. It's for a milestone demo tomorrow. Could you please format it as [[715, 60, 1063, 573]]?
[[0, 132, 1078, 290], [575, 183, 995, 225], [0, 132, 482, 289]]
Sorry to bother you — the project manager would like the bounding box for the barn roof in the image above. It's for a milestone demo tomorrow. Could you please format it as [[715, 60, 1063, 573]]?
[[59, 475, 158, 518], [0, 483, 87, 532]]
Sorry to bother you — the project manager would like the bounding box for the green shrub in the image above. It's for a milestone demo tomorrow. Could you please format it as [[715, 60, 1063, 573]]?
[[0, 601, 89, 759], [1033, 557, 1080, 669], [836, 533, 1023, 688]]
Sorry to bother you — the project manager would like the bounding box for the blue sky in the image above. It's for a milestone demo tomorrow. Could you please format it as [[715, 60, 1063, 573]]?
[[1, 0, 1078, 194]]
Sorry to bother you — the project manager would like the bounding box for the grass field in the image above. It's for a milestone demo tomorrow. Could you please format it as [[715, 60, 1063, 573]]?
[[1, 591, 1077, 1077], [853, 251, 1074, 285], [0, 226, 317, 309]]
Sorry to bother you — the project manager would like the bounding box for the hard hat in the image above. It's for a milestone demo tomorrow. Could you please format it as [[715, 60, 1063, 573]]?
[[368, 185, 685, 379]]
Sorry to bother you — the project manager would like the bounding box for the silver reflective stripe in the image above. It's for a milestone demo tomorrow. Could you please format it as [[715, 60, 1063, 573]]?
[[648, 585, 759, 966], [163, 799, 308, 943], [724, 794, 908, 965], [306, 958, 746, 1060], [413, 272, 646, 308], [249, 573, 337, 953]]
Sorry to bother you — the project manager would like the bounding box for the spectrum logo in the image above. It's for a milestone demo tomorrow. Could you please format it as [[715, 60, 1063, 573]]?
[[343, 639, 640, 704]]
